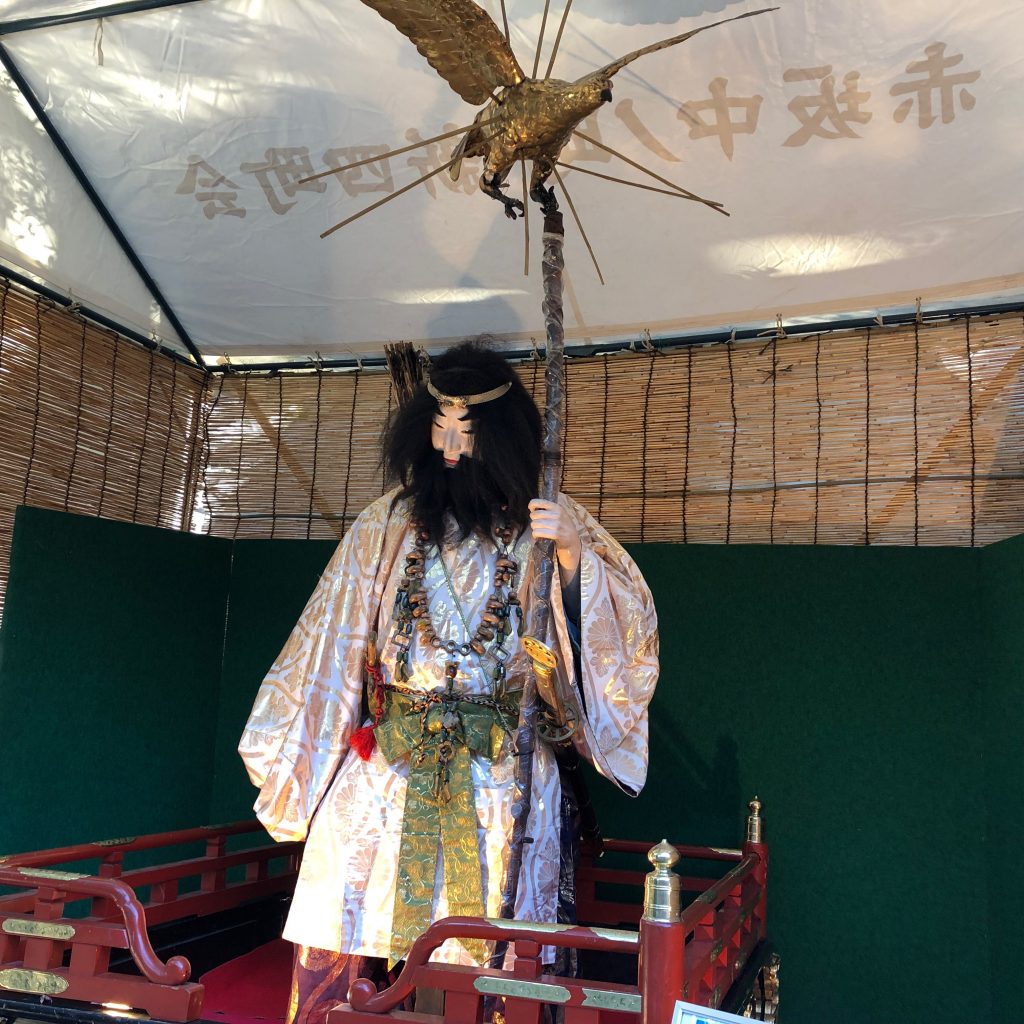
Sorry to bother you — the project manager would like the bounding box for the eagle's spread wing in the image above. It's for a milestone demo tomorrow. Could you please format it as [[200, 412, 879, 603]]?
[[359, 0, 525, 106], [596, 7, 777, 80]]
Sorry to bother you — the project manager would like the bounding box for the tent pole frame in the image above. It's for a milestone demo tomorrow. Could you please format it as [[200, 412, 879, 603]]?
[[0, 0, 208, 37], [0, 41, 206, 370], [3, 252, 1022, 375], [196, 298, 1024, 374]]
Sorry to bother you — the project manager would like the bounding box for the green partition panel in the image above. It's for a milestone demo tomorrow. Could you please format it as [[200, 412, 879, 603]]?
[[593, 544, 990, 1024], [3, 504, 1021, 1024], [0, 506, 231, 854], [209, 537, 337, 822], [215, 538, 993, 1024], [979, 534, 1024, 1024]]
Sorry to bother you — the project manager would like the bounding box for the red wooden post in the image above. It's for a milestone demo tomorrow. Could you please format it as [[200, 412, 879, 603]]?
[[201, 836, 227, 893], [639, 841, 684, 1024], [506, 938, 544, 1024], [21, 886, 65, 971]]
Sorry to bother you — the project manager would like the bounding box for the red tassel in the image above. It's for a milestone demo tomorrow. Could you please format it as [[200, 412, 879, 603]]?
[[350, 726, 377, 761]]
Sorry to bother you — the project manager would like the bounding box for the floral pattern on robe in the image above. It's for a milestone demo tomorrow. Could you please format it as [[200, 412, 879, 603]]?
[[239, 489, 658, 964]]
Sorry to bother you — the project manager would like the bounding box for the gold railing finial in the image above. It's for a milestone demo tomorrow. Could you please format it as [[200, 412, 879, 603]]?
[[746, 797, 764, 844], [643, 839, 680, 922]]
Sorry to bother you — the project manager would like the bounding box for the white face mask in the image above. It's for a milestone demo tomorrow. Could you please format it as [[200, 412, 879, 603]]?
[[430, 406, 476, 466]]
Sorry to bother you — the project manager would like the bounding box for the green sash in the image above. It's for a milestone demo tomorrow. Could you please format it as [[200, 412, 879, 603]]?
[[373, 687, 518, 966]]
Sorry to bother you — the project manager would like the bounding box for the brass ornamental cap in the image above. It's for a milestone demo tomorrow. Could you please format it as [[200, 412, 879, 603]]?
[[643, 839, 680, 922], [647, 838, 680, 871], [746, 796, 764, 844]]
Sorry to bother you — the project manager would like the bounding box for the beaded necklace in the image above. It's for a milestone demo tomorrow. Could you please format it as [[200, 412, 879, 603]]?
[[391, 520, 523, 698], [352, 520, 524, 763]]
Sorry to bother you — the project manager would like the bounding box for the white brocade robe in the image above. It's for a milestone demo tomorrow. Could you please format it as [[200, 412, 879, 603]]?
[[238, 490, 659, 965]]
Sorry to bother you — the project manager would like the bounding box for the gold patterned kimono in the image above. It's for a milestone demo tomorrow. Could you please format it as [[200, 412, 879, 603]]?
[[239, 490, 658, 966]]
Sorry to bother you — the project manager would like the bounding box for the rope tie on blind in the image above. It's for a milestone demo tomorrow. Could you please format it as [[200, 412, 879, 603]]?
[[23, 297, 44, 507], [133, 346, 156, 523], [639, 347, 656, 542], [560, 357, 570, 493], [97, 331, 119, 519], [272, 372, 284, 540], [912, 321, 920, 546], [382, 375, 393, 497], [0, 279, 8, 372], [863, 327, 871, 546], [158, 359, 178, 526], [597, 352, 609, 522], [65, 316, 87, 513], [182, 362, 203, 532], [309, 365, 325, 538], [233, 374, 249, 540], [725, 336, 737, 544], [682, 345, 692, 544], [200, 373, 226, 535], [813, 333, 822, 545], [341, 369, 360, 534], [965, 317, 977, 547]]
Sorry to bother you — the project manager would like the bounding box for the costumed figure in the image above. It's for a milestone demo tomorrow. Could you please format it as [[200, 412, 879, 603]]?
[[239, 342, 659, 1024]]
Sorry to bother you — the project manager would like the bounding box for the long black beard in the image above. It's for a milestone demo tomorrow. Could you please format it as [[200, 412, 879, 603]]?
[[408, 451, 519, 550]]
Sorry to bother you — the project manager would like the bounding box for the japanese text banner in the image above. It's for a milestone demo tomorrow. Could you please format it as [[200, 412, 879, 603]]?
[[1, 0, 1021, 357]]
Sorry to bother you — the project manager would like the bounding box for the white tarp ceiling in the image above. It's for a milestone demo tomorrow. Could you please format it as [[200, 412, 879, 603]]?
[[1, 0, 1022, 364]]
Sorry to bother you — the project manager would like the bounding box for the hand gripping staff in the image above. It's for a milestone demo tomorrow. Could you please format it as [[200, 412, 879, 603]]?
[[490, 189, 600, 971]]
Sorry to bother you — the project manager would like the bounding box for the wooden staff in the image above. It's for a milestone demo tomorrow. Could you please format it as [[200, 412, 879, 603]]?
[[491, 191, 572, 963]]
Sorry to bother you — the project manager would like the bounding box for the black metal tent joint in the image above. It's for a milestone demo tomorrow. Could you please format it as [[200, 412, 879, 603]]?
[[0, 0, 208, 38], [0, 39, 206, 370]]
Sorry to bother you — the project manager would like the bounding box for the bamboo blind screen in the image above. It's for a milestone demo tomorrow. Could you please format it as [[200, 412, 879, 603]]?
[[197, 312, 1024, 549], [2, 274, 1023, 623], [0, 281, 205, 620]]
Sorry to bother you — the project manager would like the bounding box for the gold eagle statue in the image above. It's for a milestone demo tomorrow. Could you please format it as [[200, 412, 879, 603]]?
[[357, 0, 776, 219]]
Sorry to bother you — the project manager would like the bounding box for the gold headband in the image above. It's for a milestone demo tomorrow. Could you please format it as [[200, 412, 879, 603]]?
[[427, 377, 512, 409]]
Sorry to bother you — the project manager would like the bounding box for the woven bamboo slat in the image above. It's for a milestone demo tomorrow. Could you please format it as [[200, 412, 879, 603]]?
[[196, 313, 1024, 550], [2, 271, 1023, 624], [0, 282, 205, 620]]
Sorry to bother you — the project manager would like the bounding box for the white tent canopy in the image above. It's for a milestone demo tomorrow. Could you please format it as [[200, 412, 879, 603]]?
[[1, 0, 1022, 366]]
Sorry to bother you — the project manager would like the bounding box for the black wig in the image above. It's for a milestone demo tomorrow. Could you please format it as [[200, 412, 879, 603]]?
[[382, 341, 542, 548]]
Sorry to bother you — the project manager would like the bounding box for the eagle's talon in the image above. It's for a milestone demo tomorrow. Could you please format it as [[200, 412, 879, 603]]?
[[500, 196, 524, 220], [530, 184, 558, 216]]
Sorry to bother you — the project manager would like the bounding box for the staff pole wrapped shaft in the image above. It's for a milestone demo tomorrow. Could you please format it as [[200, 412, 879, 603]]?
[[492, 201, 566, 956]]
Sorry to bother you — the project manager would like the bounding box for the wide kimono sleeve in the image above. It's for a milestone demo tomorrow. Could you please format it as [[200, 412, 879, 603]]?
[[237, 496, 393, 841], [549, 494, 659, 796]]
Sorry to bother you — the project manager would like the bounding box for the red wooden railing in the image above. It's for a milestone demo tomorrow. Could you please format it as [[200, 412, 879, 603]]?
[[0, 822, 300, 1019], [0, 802, 769, 1024], [328, 801, 769, 1024]]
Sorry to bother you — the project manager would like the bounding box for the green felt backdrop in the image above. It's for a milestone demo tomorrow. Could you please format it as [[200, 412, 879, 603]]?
[[1, 507, 1021, 1023], [0, 506, 231, 853], [978, 534, 1024, 1024]]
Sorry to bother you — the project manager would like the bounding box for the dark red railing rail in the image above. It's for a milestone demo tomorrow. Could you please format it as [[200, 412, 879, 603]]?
[[328, 828, 769, 1024], [0, 818, 769, 1024], [0, 822, 300, 1020]]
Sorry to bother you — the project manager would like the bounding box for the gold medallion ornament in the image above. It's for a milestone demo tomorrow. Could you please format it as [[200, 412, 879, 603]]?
[[0, 969, 70, 996], [2, 920, 76, 940], [18, 867, 87, 881]]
